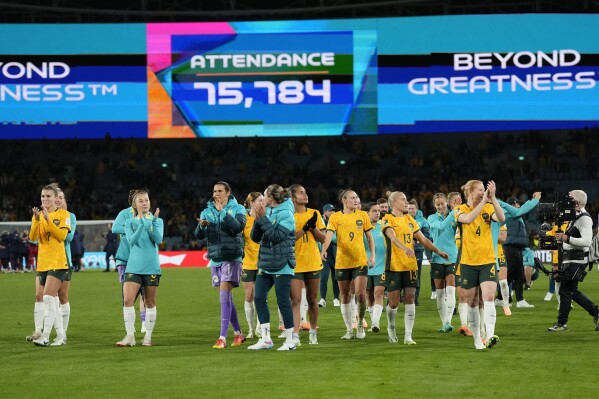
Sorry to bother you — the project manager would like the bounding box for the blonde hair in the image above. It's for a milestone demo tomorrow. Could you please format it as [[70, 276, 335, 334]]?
[[447, 192, 461, 203], [570, 190, 587, 207], [386, 191, 405, 207], [130, 189, 150, 216], [42, 182, 60, 196], [461, 180, 483, 198], [244, 192, 262, 208]]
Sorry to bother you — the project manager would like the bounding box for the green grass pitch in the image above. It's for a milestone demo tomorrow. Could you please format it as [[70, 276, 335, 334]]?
[[1, 266, 598, 398]]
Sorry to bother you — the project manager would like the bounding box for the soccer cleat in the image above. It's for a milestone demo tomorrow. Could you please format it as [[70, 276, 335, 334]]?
[[458, 326, 473, 337], [278, 331, 286, 339], [547, 323, 568, 332], [430, 292, 437, 300], [248, 339, 274, 350], [503, 306, 512, 316], [292, 334, 301, 347], [142, 338, 152, 347], [26, 331, 42, 342], [341, 331, 354, 340], [247, 330, 255, 339], [277, 342, 296, 351], [50, 337, 67, 346], [255, 327, 262, 338], [387, 326, 398, 343], [32, 337, 50, 347], [300, 321, 311, 331], [309, 331, 318, 345], [403, 338, 417, 345], [371, 323, 380, 333], [356, 326, 366, 339], [475, 342, 486, 350], [438, 323, 453, 333], [318, 298, 327, 308], [486, 335, 500, 349], [544, 292, 553, 301], [212, 338, 226, 349], [232, 334, 246, 347], [516, 300, 534, 308], [333, 299, 340, 307], [141, 325, 147, 334], [116, 335, 136, 347]]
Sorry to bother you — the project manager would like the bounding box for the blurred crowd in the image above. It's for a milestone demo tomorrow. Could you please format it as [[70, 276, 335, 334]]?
[[1, 128, 597, 250]]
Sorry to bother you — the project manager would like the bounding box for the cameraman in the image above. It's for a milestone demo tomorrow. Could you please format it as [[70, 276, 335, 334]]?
[[548, 190, 598, 332]]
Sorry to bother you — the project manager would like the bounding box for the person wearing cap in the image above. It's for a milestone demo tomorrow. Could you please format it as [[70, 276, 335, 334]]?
[[500, 193, 541, 310], [319, 203, 340, 307]]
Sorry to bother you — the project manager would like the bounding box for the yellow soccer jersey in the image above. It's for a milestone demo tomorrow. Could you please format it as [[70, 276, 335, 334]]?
[[381, 213, 420, 272], [294, 208, 325, 273], [30, 209, 71, 272], [327, 210, 373, 269], [242, 213, 259, 271], [547, 223, 568, 265], [455, 203, 496, 266], [497, 224, 507, 264]]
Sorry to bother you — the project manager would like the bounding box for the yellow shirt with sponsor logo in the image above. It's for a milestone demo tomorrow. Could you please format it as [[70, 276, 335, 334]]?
[[455, 203, 496, 266], [382, 213, 420, 272], [29, 209, 71, 272], [294, 208, 325, 273], [497, 224, 507, 264], [242, 213, 259, 271], [326, 210, 373, 269], [546, 223, 568, 265]]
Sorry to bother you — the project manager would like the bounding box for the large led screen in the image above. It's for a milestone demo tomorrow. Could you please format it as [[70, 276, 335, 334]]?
[[1, 14, 598, 138]]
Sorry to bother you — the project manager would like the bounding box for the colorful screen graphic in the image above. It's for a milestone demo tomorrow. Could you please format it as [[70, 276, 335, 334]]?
[[1, 15, 599, 139]]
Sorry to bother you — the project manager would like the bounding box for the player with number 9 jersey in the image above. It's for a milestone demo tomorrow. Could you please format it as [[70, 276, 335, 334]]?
[[326, 210, 372, 269]]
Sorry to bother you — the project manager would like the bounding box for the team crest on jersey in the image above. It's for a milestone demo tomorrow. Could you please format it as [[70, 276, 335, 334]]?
[[337, 271, 343, 277], [389, 280, 396, 287], [408, 223, 414, 230], [212, 275, 219, 283], [242, 271, 247, 279], [53, 219, 60, 226], [482, 213, 490, 222], [228, 209, 234, 215]]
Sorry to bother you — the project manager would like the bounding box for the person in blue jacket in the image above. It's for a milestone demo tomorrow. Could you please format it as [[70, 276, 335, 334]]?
[[195, 181, 247, 350], [408, 199, 432, 305], [248, 184, 297, 351], [427, 193, 458, 333], [116, 189, 163, 348]]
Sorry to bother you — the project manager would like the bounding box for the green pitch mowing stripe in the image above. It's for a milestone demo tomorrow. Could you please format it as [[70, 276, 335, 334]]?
[[1, 267, 597, 398]]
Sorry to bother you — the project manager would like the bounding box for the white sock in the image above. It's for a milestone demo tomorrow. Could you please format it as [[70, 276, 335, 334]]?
[[145, 307, 156, 340], [436, 289, 446, 324], [483, 301, 496, 339], [300, 288, 308, 323], [52, 296, 65, 339], [350, 294, 357, 324], [458, 302, 468, 327], [404, 304, 415, 339], [285, 327, 294, 345], [42, 295, 56, 340], [386, 305, 398, 329], [555, 282, 561, 307], [467, 306, 481, 344], [260, 323, 272, 342], [499, 279, 510, 306], [479, 307, 486, 337], [341, 303, 353, 331], [60, 302, 70, 333], [244, 301, 255, 333], [445, 286, 456, 325], [372, 304, 383, 326], [123, 306, 135, 336], [34, 301, 44, 332]]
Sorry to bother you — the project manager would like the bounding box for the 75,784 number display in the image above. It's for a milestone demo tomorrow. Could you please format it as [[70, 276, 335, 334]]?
[[192, 79, 331, 108]]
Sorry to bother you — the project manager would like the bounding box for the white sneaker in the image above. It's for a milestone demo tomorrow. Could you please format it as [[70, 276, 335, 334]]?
[[277, 341, 296, 351], [141, 324, 147, 334], [32, 337, 50, 347], [341, 330, 354, 340], [403, 337, 417, 345], [292, 334, 301, 347], [517, 300, 535, 308], [388, 326, 398, 343], [248, 339, 274, 350], [278, 331, 286, 339], [50, 337, 67, 346], [116, 335, 136, 347], [544, 292, 553, 301], [142, 337, 152, 347], [333, 299, 340, 307], [309, 331, 318, 345], [430, 292, 437, 300], [247, 330, 255, 339], [318, 298, 327, 308], [356, 326, 366, 339], [475, 342, 486, 350], [26, 331, 42, 342]]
